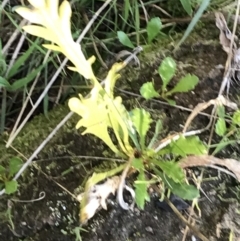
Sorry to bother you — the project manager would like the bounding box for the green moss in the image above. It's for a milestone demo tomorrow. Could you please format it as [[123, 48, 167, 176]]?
[[0, 104, 79, 162]]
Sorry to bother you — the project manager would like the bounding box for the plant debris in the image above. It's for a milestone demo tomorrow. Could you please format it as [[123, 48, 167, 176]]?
[[78, 175, 135, 224], [179, 155, 240, 181]]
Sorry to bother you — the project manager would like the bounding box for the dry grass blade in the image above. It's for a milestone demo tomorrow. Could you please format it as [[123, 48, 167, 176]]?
[[183, 95, 237, 133], [179, 155, 240, 181], [216, 4, 240, 96], [215, 12, 237, 54]]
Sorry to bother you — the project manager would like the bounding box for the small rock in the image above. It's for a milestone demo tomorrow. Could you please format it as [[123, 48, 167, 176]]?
[[145, 226, 154, 234]]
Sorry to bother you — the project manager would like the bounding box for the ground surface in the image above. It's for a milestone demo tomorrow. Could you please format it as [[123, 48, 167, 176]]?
[[1, 20, 240, 241]]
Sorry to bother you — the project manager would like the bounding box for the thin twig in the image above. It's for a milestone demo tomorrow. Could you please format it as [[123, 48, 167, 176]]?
[[117, 89, 215, 118], [78, 0, 113, 43], [219, 0, 240, 96], [1, 21, 28, 132], [1, 0, 10, 10], [2, 19, 28, 56], [139, 0, 149, 22], [8, 49, 52, 140], [153, 129, 206, 153], [182, 171, 203, 241], [5, 57, 69, 147], [82, 11, 108, 69], [5, 28, 27, 76]]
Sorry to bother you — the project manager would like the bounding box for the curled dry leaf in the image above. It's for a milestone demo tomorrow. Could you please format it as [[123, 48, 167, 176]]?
[[183, 95, 237, 133], [78, 175, 135, 224], [115, 49, 141, 68], [179, 155, 240, 181], [215, 12, 237, 54], [78, 176, 120, 223], [215, 12, 240, 81]]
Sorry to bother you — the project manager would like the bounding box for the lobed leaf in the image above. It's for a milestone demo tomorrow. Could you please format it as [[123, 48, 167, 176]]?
[[134, 171, 150, 209], [167, 74, 199, 95], [140, 82, 160, 100], [153, 160, 185, 183], [14, 7, 43, 24], [23, 25, 55, 43], [158, 136, 207, 156]]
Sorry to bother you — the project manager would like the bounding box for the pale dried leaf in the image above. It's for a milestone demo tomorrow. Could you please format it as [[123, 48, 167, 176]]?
[[79, 176, 120, 223], [183, 95, 237, 133], [215, 12, 237, 53], [115, 50, 140, 68], [179, 155, 240, 181]]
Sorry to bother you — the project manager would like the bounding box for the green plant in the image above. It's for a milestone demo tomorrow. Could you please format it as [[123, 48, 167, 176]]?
[[0, 25, 53, 134], [140, 56, 199, 105], [179, 0, 193, 16], [211, 107, 240, 155], [0, 157, 23, 194], [15, 0, 205, 223], [117, 17, 162, 47], [146, 17, 162, 44]]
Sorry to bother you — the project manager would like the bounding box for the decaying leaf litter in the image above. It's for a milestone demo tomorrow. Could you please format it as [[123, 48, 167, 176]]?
[[1, 2, 240, 241]]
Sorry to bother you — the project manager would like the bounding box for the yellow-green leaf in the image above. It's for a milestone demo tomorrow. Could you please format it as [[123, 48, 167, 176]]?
[[47, 0, 59, 18], [23, 25, 55, 42], [28, 0, 46, 9], [14, 7, 43, 24]]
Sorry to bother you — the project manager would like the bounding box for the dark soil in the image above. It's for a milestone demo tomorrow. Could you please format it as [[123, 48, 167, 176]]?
[[1, 22, 240, 241]]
